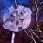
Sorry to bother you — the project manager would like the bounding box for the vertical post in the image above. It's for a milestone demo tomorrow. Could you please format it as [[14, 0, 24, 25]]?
[[11, 32, 15, 43], [15, 0, 18, 8]]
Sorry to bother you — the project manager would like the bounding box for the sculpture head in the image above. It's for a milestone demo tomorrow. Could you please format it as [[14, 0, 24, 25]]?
[[3, 5, 32, 32]]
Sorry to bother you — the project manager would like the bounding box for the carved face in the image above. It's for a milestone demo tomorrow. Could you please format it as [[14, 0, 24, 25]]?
[[3, 5, 32, 32]]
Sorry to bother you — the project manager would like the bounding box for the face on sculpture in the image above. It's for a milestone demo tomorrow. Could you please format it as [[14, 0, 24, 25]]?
[[3, 5, 32, 32]]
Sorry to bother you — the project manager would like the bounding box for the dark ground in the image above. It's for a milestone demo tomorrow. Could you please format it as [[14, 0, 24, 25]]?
[[0, 16, 43, 43]]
